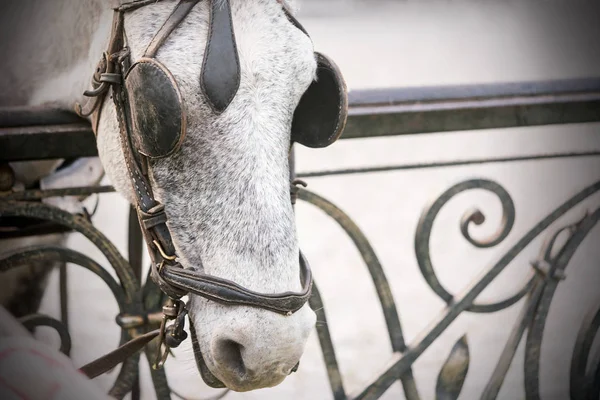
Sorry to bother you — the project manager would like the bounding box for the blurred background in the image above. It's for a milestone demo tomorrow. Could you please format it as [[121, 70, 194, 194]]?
[[37, 0, 600, 399]]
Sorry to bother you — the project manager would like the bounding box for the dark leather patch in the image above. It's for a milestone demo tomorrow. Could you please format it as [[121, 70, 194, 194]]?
[[124, 58, 186, 159], [200, 0, 241, 113], [291, 52, 348, 148]]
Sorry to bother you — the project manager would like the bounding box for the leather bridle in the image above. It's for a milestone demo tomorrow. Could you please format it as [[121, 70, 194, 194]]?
[[76, 0, 317, 379]]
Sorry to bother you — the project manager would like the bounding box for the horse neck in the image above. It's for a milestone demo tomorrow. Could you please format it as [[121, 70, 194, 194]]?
[[0, 0, 112, 109]]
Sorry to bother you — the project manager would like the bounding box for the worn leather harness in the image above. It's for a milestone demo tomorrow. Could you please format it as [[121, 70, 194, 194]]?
[[75, 0, 348, 383]]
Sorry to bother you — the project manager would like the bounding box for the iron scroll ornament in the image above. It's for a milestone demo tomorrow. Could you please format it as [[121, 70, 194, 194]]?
[[0, 200, 144, 399], [1, 177, 599, 399], [295, 179, 600, 400], [414, 179, 537, 314]]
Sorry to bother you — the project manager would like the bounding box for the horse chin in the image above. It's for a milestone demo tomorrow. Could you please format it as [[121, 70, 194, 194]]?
[[189, 323, 227, 389]]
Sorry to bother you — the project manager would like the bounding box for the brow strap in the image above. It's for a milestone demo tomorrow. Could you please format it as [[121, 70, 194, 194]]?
[[144, 0, 202, 58]]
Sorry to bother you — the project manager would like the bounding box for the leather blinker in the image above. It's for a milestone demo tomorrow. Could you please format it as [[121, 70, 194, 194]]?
[[124, 58, 186, 159], [200, 0, 241, 113], [291, 52, 348, 148]]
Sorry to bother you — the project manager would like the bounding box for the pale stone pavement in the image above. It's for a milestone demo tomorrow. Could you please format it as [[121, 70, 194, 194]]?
[[37, 1, 600, 399]]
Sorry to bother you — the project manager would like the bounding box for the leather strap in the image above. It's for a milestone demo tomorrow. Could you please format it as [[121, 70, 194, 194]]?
[[112, 64, 183, 287], [79, 329, 160, 379], [116, 0, 165, 12], [144, 0, 202, 58], [75, 10, 126, 134], [189, 322, 227, 388], [159, 253, 312, 316], [277, 0, 309, 37], [200, 0, 240, 113]]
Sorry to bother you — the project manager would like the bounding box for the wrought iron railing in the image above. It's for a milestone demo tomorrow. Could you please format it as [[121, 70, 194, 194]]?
[[1, 77, 599, 399]]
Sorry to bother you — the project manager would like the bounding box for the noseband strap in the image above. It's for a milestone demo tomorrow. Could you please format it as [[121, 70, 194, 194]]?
[[156, 253, 312, 316]]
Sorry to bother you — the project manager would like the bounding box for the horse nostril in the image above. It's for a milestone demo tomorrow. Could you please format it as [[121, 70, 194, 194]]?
[[290, 361, 300, 374], [215, 339, 246, 375]]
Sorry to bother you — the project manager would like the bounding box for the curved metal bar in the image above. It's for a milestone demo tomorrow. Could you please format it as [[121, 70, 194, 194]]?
[[0, 200, 142, 399], [142, 268, 173, 400], [296, 152, 600, 179], [459, 205, 513, 248], [523, 207, 599, 400], [570, 303, 600, 400], [0, 200, 138, 303], [0, 246, 127, 309], [128, 205, 145, 400], [18, 314, 72, 355], [59, 263, 69, 355], [352, 180, 600, 400], [297, 188, 405, 351], [171, 387, 230, 400], [468, 274, 536, 314], [144, 343, 172, 400], [308, 282, 346, 400], [297, 188, 421, 400], [480, 279, 546, 400], [109, 353, 142, 400], [588, 361, 600, 400], [415, 179, 518, 312], [0, 185, 116, 201]]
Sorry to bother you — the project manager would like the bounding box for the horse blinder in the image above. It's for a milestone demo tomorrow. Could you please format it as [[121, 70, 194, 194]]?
[[291, 52, 348, 148], [124, 58, 186, 159]]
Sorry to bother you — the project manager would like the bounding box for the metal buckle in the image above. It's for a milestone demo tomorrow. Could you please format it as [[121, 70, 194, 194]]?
[[154, 312, 172, 369], [153, 298, 188, 370], [153, 239, 177, 261]]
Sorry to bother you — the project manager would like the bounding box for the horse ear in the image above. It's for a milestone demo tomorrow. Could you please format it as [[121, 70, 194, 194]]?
[[291, 52, 348, 148]]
